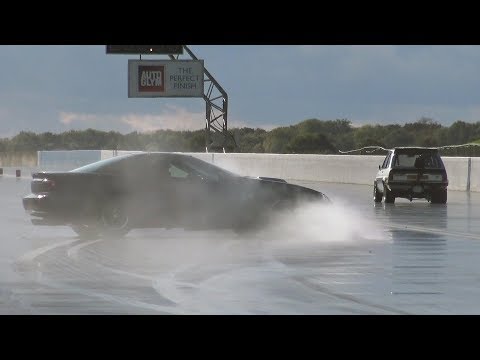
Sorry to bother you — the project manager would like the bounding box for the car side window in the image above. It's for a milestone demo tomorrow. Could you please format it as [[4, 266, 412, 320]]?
[[387, 152, 393, 168], [168, 164, 189, 179], [149, 158, 173, 180], [381, 155, 388, 169], [424, 153, 441, 168], [101, 156, 152, 177], [151, 158, 194, 180], [382, 152, 392, 169]]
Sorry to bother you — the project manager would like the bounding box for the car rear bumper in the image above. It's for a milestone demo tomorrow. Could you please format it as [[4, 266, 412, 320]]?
[[23, 193, 77, 224], [23, 193, 51, 213], [387, 182, 447, 197]]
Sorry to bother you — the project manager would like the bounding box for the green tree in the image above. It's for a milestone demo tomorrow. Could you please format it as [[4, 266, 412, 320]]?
[[353, 125, 388, 149], [286, 133, 336, 154], [447, 121, 472, 145], [403, 117, 442, 145], [233, 127, 267, 153], [186, 131, 206, 152], [9, 131, 40, 151], [263, 126, 295, 153], [383, 127, 415, 148]]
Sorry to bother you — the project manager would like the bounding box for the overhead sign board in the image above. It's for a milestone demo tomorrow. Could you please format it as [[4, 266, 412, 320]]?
[[128, 60, 204, 98], [106, 45, 184, 55]]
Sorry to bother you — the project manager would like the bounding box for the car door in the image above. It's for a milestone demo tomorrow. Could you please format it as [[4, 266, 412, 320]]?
[[119, 154, 172, 226], [135, 154, 187, 227], [162, 155, 227, 228], [376, 151, 393, 193]]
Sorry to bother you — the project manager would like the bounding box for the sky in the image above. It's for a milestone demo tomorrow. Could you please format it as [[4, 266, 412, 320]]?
[[0, 45, 480, 138]]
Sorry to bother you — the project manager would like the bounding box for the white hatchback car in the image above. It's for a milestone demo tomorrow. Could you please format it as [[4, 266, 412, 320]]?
[[374, 147, 448, 204]]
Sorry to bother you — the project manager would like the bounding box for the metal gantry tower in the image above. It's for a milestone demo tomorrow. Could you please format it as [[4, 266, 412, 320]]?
[[169, 45, 236, 152]]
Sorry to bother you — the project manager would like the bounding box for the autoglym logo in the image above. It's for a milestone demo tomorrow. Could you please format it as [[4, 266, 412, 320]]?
[[138, 65, 164, 92]]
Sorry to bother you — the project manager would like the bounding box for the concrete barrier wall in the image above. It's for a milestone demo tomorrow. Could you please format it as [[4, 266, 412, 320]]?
[[205, 153, 468, 191], [442, 157, 469, 191], [38, 150, 102, 171], [209, 153, 384, 185], [34, 150, 474, 192], [0, 166, 40, 178], [100, 150, 143, 160], [471, 157, 480, 192], [0, 152, 37, 167]]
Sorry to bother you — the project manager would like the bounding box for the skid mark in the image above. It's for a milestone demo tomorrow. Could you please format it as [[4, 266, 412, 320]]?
[[67, 239, 104, 259], [388, 223, 480, 240], [17, 239, 80, 264]]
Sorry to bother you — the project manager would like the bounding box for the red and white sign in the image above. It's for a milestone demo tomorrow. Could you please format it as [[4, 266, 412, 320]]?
[[128, 60, 204, 98], [138, 65, 164, 92]]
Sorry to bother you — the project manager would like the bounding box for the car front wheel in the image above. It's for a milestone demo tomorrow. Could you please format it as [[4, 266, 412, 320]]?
[[373, 183, 382, 203], [99, 201, 130, 238], [70, 223, 101, 239], [382, 184, 395, 204]]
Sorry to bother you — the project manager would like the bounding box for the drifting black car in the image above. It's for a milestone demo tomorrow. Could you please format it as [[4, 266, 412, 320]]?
[[23, 152, 330, 237], [373, 147, 448, 204]]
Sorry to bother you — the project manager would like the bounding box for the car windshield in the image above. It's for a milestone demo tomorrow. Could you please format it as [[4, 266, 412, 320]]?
[[392, 150, 444, 169]]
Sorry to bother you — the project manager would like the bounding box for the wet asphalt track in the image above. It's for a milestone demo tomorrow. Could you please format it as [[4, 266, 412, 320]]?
[[1, 172, 480, 314]]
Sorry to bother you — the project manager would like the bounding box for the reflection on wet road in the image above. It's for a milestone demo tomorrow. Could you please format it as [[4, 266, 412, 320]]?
[[1, 176, 480, 314]]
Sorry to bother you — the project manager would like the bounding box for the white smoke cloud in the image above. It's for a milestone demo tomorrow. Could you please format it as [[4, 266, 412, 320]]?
[[228, 118, 278, 131], [59, 112, 100, 125], [58, 105, 205, 132], [58, 106, 277, 133], [121, 105, 205, 132]]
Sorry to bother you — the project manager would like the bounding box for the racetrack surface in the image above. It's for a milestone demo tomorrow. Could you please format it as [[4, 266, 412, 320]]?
[[1, 174, 480, 314]]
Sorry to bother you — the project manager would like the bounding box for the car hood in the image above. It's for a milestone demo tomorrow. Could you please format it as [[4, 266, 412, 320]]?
[[239, 175, 328, 199]]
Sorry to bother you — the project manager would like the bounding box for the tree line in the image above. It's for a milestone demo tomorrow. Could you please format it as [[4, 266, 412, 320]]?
[[2, 117, 480, 156]]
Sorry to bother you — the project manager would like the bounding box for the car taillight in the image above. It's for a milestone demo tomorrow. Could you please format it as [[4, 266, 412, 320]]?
[[44, 178, 56, 190], [33, 177, 56, 192]]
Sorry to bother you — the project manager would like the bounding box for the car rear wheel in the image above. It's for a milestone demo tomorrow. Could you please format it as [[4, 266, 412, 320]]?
[[99, 201, 130, 237], [431, 189, 447, 204], [233, 216, 266, 235], [70, 223, 101, 239], [382, 184, 395, 204], [373, 183, 382, 203], [233, 207, 270, 235]]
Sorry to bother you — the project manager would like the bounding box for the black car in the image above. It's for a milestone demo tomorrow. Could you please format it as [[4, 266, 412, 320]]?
[[23, 152, 330, 237], [373, 147, 448, 204]]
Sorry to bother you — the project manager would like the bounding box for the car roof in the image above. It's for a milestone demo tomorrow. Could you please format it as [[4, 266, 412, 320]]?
[[393, 147, 439, 151], [70, 152, 194, 173], [128, 152, 193, 157], [117, 152, 193, 160]]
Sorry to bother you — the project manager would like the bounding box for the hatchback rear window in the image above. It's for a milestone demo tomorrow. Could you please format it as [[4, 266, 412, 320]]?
[[392, 151, 444, 169]]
